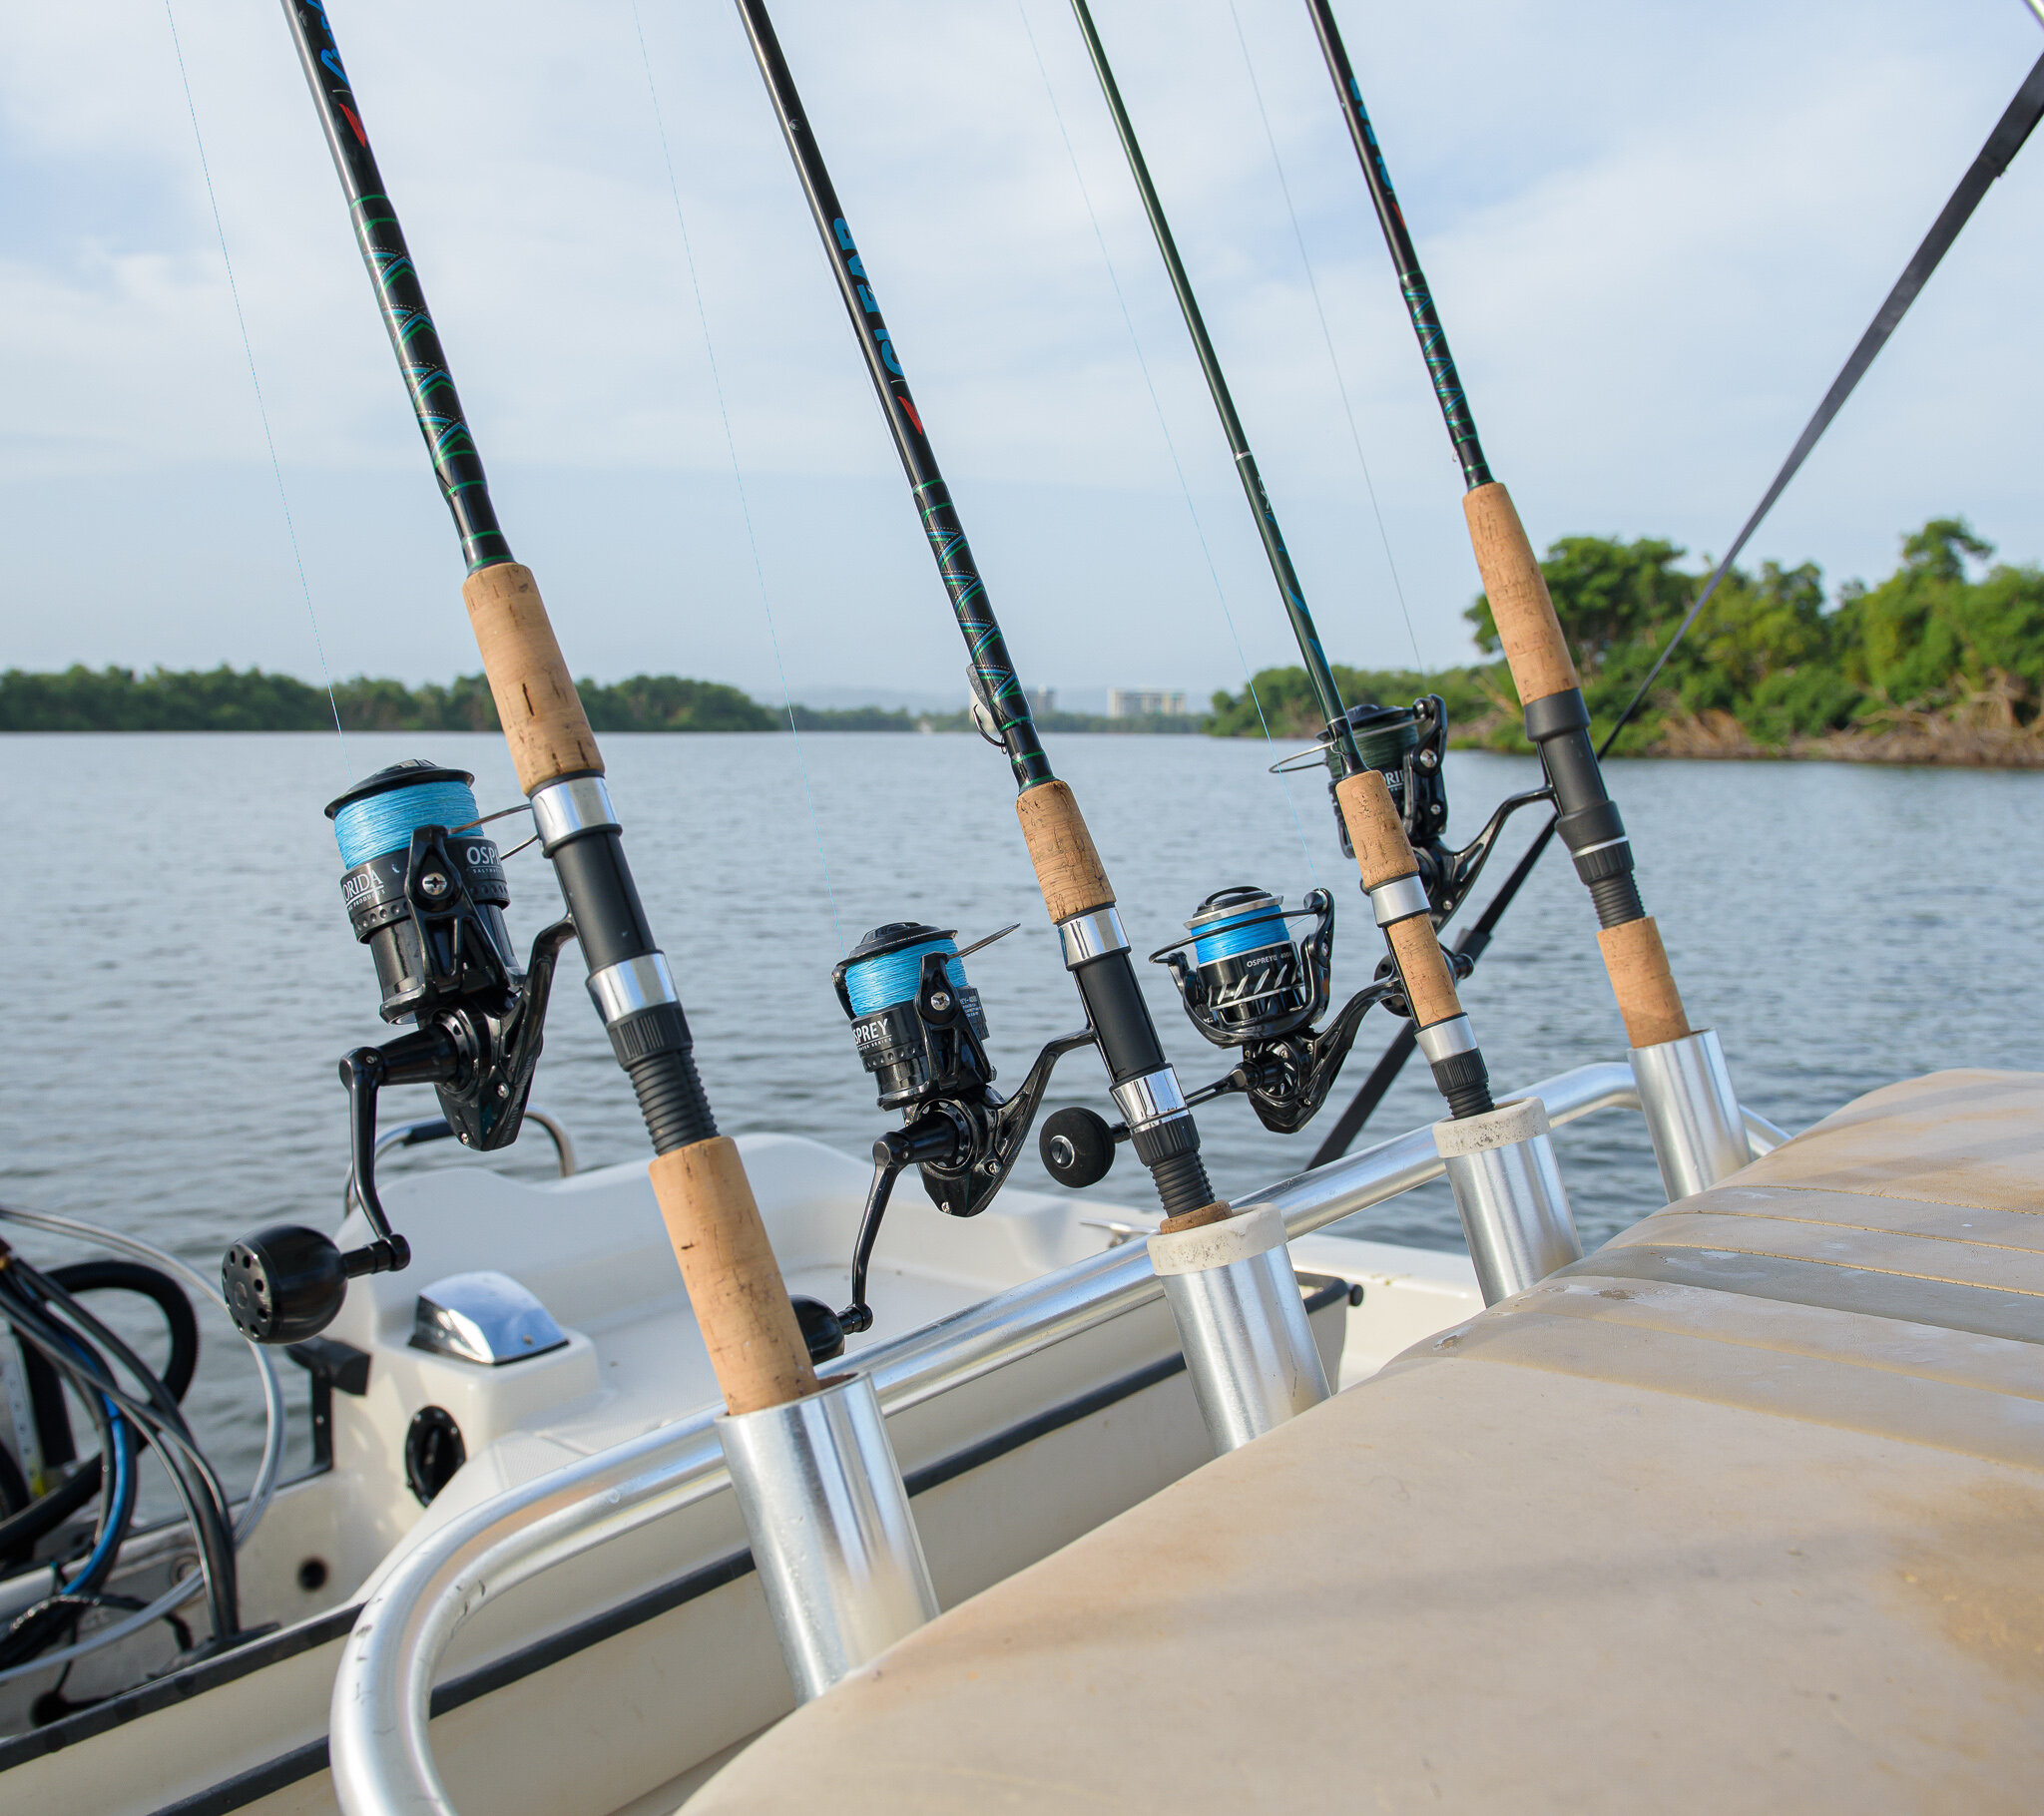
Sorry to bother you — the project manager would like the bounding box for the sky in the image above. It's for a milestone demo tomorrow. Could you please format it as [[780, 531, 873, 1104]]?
[[0, 0, 2039, 705]]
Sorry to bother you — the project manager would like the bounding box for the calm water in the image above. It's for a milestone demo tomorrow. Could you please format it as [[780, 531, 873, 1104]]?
[[4, 730, 2040, 1490]]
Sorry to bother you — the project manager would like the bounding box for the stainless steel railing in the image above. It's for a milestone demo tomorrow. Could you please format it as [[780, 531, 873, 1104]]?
[[328, 1063, 1787, 1816]]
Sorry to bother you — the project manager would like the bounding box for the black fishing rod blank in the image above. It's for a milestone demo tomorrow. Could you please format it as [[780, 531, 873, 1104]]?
[[1304, 0, 1760, 1197], [251, 0, 935, 1701], [737, 0, 1337, 1451], [735, 0, 1214, 1228]]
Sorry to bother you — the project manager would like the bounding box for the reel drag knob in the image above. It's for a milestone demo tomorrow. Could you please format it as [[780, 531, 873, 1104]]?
[[1040, 1107, 1117, 1189]]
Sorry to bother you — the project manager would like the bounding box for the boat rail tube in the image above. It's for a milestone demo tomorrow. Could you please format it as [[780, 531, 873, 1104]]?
[[329, 1062, 1787, 1816]]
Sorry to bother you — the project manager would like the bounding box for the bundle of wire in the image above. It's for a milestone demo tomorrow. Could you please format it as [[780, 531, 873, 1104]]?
[[0, 1241, 240, 1670]]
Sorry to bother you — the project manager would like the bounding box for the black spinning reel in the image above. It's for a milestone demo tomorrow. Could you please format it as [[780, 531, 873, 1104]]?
[[224, 760, 574, 1345], [1130, 697, 1547, 1138], [826, 921, 1094, 1340]]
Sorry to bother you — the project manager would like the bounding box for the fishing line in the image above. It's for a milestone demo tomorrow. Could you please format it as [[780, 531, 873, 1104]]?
[[1597, 47, 2044, 760], [1224, 0, 1422, 673], [630, 0, 844, 954], [162, 0, 347, 773], [1015, 0, 1318, 887]]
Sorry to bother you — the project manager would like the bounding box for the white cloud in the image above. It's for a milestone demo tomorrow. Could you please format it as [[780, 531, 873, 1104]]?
[[0, 0, 2037, 693]]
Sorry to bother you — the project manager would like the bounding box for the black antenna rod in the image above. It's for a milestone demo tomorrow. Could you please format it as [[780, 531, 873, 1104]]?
[[735, 0, 1222, 1220], [1069, 0, 1494, 1124]]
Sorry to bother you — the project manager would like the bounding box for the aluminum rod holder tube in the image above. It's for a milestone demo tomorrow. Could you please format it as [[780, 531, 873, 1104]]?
[[1629, 1028, 1752, 1201], [718, 1372, 937, 1702], [1433, 1098, 1581, 1305], [1147, 1204, 1329, 1453]]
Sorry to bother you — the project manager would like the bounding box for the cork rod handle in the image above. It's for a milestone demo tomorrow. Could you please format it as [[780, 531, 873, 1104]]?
[[1598, 919, 1690, 1050], [1463, 483, 1577, 707], [1334, 770, 1464, 1028], [1015, 780, 1116, 922], [650, 1137, 818, 1416], [463, 563, 605, 793]]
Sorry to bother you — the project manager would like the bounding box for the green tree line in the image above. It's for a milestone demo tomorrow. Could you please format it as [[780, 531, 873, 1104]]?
[[1210, 518, 2044, 764]]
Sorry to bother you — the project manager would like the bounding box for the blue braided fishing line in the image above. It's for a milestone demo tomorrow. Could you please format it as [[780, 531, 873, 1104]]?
[[333, 779, 480, 868], [843, 938, 968, 1017], [1192, 907, 1289, 966]]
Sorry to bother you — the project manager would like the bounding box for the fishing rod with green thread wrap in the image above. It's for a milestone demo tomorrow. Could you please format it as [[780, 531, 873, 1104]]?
[[732, 0, 1232, 1290], [225, 0, 833, 1427], [1065, 0, 1555, 1138]]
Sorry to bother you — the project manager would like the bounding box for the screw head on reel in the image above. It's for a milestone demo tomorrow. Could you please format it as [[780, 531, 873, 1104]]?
[[1039, 1106, 1117, 1189]]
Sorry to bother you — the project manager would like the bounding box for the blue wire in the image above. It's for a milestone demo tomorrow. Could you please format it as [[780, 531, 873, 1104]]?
[[62, 1397, 134, 1600], [843, 940, 969, 1017], [332, 779, 480, 868]]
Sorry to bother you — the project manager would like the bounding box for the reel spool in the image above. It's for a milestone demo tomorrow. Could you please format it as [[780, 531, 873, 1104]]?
[[223, 759, 575, 1346], [828, 919, 1093, 1339]]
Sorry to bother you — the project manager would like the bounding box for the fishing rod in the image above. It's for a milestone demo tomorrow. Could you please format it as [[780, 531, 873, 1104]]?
[[1065, 3, 1539, 1128], [1067, 0, 1580, 1305], [1303, 3, 2044, 1188], [222, 1, 834, 1410], [223, 0, 937, 1703], [736, 0, 1333, 1446], [733, 3, 1225, 1252]]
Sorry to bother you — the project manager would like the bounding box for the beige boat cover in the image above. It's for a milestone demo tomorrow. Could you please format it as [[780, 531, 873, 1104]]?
[[692, 1071, 2044, 1813]]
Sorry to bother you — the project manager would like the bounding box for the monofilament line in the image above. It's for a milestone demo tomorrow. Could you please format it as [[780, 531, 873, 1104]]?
[[1016, 0, 1317, 886], [632, 0, 843, 953], [163, 0, 348, 773], [1225, 0, 1422, 673]]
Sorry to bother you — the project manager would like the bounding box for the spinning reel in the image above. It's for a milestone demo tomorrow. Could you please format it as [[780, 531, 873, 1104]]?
[[224, 761, 573, 1344], [827, 921, 1094, 1340], [1114, 697, 1549, 1141]]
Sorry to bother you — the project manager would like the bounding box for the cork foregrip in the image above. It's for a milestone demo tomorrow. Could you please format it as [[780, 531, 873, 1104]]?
[[1334, 771, 1465, 1029], [1597, 917, 1691, 1049], [1015, 781, 1115, 923], [649, 1136, 817, 1417], [1464, 483, 1579, 706], [1333, 770, 1421, 889], [1386, 918, 1463, 1029], [463, 563, 604, 794]]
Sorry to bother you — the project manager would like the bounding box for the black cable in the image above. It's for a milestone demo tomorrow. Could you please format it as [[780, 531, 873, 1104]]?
[[1310, 51, 2044, 1163], [0, 1268, 237, 1645], [0, 1441, 26, 1519]]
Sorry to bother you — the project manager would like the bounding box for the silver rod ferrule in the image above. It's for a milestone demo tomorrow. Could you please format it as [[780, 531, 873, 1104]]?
[[1058, 906, 1130, 968], [1367, 872, 1431, 928], [586, 951, 680, 1027], [1415, 1014, 1477, 1063], [529, 774, 620, 854], [1112, 1067, 1188, 1133]]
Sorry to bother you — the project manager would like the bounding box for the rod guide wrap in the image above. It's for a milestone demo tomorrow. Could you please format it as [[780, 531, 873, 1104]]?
[[1597, 917, 1691, 1049], [463, 562, 604, 795], [1016, 781, 1115, 924], [649, 1135, 818, 1416], [1463, 483, 1579, 706]]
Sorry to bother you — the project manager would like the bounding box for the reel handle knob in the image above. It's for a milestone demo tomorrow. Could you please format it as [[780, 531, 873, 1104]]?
[[1040, 1107, 1117, 1189], [223, 1225, 411, 1346]]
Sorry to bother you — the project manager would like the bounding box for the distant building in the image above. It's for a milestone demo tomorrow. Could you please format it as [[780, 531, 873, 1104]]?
[[1026, 686, 1057, 716], [1108, 687, 1187, 719]]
